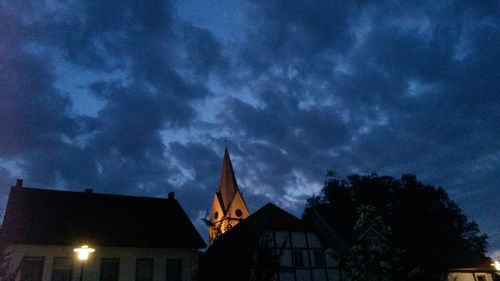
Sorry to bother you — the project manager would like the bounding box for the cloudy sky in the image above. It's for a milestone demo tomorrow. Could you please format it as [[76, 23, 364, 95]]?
[[0, 0, 499, 256]]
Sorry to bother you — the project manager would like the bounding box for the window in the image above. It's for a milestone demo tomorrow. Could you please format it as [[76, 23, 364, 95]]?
[[292, 250, 304, 267], [100, 258, 120, 281], [21, 257, 44, 281], [136, 259, 153, 281], [312, 250, 325, 267], [51, 258, 73, 281], [235, 209, 243, 217], [166, 259, 182, 281], [476, 275, 486, 281]]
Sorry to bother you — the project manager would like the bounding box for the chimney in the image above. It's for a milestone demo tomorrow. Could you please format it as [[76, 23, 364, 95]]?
[[85, 188, 93, 194], [15, 179, 23, 188], [168, 192, 175, 200]]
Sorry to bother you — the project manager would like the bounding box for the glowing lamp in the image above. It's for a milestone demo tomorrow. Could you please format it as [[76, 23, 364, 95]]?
[[493, 260, 500, 271], [73, 245, 95, 261]]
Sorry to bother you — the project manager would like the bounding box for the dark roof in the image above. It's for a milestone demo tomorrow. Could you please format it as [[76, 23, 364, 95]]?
[[210, 203, 312, 248], [0, 185, 206, 249], [309, 209, 351, 255], [201, 203, 317, 281]]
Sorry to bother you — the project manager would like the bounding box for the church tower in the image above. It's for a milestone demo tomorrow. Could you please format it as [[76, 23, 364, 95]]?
[[208, 147, 251, 243]]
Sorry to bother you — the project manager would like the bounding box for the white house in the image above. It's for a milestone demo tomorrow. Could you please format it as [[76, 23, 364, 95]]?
[[0, 179, 206, 281], [446, 268, 497, 281]]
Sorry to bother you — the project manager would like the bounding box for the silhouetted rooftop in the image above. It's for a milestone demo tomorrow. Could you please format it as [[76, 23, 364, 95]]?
[[1, 184, 206, 249], [201, 203, 320, 281], [209, 202, 312, 250]]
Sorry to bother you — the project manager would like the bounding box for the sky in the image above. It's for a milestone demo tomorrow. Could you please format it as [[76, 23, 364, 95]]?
[[0, 0, 499, 258]]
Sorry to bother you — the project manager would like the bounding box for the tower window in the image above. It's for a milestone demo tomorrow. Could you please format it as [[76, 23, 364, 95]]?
[[235, 209, 243, 217], [214, 211, 219, 220]]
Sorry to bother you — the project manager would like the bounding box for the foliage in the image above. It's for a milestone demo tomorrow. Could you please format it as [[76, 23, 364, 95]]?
[[0, 206, 22, 281], [0, 235, 20, 281], [303, 172, 490, 281], [342, 204, 404, 281]]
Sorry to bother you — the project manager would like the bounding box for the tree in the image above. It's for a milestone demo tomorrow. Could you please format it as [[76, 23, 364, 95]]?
[[340, 204, 404, 281], [0, 231, 21, 281], [0, 207, 22, 281], [303, 172, 490, 281], [0, 239, 18, 281]]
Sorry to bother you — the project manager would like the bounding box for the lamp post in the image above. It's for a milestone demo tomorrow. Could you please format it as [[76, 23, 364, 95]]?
[[74, 245, 95, 281]]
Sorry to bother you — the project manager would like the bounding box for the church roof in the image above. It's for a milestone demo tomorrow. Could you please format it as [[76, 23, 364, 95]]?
[[218, 147, 239, 212], [0, 183, 206, 249]]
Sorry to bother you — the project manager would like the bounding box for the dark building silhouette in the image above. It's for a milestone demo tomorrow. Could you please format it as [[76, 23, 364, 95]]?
[[0, 179, 205, 281], [201, 203, 347, 281]]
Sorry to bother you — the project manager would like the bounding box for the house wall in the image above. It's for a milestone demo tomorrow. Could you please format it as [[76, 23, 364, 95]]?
[[447, 271, 494, 281], [257, 230, 346, 281], [8, 244, 199, 281]]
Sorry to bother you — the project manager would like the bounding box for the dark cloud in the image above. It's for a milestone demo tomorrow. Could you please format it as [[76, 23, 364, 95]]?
[[219, 0, 500, 250], [0, 0, 499, 251], [0, 9, 76, 156]]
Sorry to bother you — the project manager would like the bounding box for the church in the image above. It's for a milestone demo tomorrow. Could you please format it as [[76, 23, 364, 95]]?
[[207, 147, 251, 243], [201, 148, 347, 281]]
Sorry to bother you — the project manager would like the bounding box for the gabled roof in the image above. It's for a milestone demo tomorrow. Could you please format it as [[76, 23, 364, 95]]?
[[201, 203, 316, 281], [218, 147, 238, 212], [309, 209, 351, 255], [0, 185, 206, 249], [206, 203, 312, 255]]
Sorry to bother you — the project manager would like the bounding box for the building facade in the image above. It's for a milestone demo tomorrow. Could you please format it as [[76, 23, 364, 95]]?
[[446, 268, 497, 281], [1, 180, 206, 281], [201, 203, 347, 281]]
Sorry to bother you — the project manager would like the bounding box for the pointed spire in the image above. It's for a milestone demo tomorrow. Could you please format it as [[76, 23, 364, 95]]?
[[218, 147, 238, 212]]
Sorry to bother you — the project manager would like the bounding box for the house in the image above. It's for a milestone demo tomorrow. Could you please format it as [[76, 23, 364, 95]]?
[[200, 203, 347, 281], [446, 268, 497, 281], [0, 179, 206, 281]]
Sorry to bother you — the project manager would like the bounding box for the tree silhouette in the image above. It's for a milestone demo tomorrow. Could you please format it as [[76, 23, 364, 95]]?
[[0, 230, 20, 281], [303, 172, 490, 281]]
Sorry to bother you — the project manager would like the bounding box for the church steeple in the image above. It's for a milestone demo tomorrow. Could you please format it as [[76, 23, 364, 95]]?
[[209, 147, 250, 243], [218, 147, 238, 211]]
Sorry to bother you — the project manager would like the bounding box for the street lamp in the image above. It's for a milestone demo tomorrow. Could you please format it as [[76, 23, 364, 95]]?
[[74, 245, 95, 281], [492, 260, 500, 271]]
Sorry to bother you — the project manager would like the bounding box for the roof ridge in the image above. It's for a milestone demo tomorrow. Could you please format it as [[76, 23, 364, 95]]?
[[2, 186, 206, 248], [13, 186, 172, 202]]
